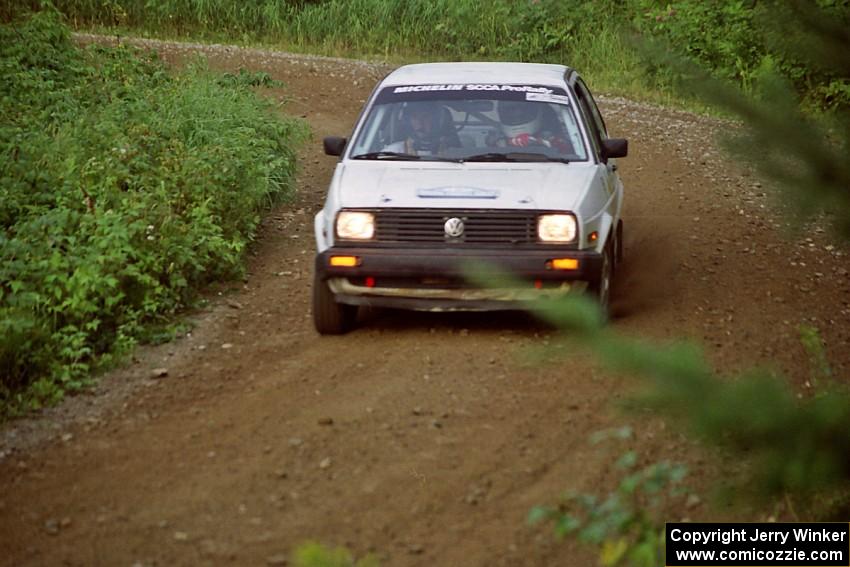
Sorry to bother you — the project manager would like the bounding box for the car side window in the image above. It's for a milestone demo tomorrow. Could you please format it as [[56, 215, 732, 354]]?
[[573, 87, 602, 159], [575, 78, 608, 140]]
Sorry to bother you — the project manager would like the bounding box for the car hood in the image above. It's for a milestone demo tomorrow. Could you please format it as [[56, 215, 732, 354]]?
[[334, 161, 596, 211]]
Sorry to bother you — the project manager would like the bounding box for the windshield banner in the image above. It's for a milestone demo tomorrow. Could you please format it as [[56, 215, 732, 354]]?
[[375, 84, 569, 104]]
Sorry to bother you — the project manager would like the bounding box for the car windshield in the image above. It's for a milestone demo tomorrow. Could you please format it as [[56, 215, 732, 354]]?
[[348, 83, 588, 162]]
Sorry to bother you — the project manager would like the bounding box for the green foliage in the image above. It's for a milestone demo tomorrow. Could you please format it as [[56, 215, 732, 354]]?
[[529, 428, 689, 567], [16, 0, 848, 111], [0, 9, 307, 415], [727, 0, 850, 238], [632, 0, 763, 92], [293, 542, 379, 567], [530, 292, 850, 506], [799, 325, 834, 389], [469, 264, 850, 516], [639, 0, 850, 240], [490, 0, 850, 553], [756, 0, 850, 110]]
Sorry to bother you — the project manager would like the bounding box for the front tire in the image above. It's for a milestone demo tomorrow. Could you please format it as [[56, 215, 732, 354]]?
[[588, 239, 613, 321], [615, 220, 624, 270], [312, 273, 358, 335]]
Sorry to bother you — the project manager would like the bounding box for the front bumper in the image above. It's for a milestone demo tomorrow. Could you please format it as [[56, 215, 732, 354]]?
[[315, 246, 603, 311]]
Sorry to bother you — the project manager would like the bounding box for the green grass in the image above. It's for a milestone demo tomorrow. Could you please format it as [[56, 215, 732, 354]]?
[[32, 0, 845, 114], [0, 9, 307, 416], [23, 0, 670, 103]]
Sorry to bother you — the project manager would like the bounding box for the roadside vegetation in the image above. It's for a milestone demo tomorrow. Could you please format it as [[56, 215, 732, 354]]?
[[293, 542, 378, 567], [0, 9, 307, 416], [9, 0, 848, 112], [521, 2, 850, 564]]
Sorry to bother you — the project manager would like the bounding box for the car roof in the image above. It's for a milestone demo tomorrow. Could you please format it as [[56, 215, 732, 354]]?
[[380, 62, 572, 88]]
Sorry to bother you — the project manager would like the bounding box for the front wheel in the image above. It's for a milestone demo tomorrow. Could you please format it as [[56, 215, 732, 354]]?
[[615, 219, 624, 269], [588, 239, 613, 321], [312, 273, 358, 335]]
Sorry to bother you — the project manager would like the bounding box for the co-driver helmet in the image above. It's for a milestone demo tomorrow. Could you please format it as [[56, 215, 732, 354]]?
[[497, 100, 541, 138]]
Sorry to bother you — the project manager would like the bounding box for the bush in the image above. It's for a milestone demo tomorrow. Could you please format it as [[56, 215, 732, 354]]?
[[529, 427, 690, 567], [0, 9, 307, 415], [19, 0, 846, 110]]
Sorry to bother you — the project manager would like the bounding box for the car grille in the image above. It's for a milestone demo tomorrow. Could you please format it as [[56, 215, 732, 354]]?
[[371, 208, 537, 245]]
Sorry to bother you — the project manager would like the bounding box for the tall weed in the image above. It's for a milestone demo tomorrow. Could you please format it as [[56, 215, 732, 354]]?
[[0, 9, 307, 415], [25, 0, 849, 109]]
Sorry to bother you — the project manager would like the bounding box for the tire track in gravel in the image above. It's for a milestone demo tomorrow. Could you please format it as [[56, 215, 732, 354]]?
[[1, 36, 848, 567]]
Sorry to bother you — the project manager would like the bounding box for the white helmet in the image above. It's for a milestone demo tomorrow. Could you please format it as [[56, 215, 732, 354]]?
[[497, 100, 541, 138]]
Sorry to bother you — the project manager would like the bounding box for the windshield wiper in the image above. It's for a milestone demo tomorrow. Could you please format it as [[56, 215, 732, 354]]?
[[351, 151, 422, 160], [350, 151, 463, 163], [462, 152, 570, 164]]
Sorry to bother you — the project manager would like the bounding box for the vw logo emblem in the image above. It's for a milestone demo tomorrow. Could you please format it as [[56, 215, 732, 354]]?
[[444, 217, 465, 238]]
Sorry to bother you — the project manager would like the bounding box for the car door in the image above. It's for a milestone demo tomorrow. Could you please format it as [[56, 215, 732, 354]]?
[[574, 78, 623, 218]]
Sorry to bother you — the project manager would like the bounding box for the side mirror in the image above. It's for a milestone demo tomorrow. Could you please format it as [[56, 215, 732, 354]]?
[[601, 138, 628, 159], [323, 136, 347, 156]]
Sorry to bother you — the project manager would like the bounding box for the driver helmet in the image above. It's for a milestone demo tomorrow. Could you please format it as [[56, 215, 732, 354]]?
[[404, 101, 444, 154], [406, 102, 443, 138], [497, 100, 541, 138]]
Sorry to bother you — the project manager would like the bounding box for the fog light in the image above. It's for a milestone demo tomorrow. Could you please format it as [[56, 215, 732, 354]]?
[[549, 258, 579, 270], [329, 255, 359, 267], [365, 276, 376, 288]]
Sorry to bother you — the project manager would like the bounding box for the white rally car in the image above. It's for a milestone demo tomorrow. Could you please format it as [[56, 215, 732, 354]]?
[[313, 62, 627, 334]]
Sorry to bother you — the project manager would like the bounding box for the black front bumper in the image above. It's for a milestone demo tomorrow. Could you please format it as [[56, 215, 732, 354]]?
[[315, 246, 603, 310], [317, 246, 602, 281]]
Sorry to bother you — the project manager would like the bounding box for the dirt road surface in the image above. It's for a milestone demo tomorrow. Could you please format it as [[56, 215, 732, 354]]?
[[2, 38, 849, 566]]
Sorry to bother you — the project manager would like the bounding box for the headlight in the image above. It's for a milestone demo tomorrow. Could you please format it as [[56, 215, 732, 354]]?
[[336, 211, 375, 240], [537, 214, 577, 242]]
